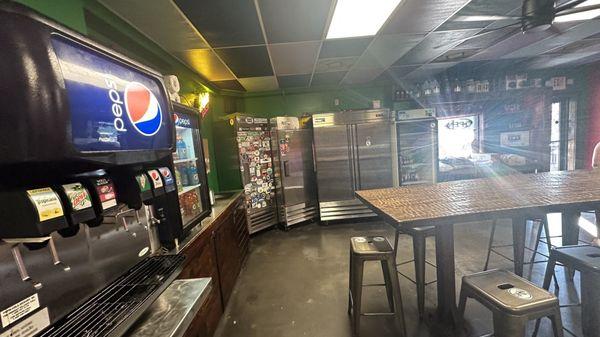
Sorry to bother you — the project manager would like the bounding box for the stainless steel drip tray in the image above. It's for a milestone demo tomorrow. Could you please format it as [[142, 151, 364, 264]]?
[[38, 254, 185, 337]]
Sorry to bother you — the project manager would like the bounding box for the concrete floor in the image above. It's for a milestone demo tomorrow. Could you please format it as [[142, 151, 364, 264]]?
[[215, 214, 595, 337]]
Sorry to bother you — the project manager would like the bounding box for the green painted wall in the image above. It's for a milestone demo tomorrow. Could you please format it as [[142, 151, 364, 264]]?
[[15, 0, 88, 34], [243, 85, 391, 117]]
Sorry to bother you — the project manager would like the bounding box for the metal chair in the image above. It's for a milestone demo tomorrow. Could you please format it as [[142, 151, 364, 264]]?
[[393, 226, 437, 320], [348, 236, 406, 337], [534, 245, 600, 337], [459, 269, 563, 337]]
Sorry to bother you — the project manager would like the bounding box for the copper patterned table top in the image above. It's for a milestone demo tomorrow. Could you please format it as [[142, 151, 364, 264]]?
[[356, 169, 600, 227]]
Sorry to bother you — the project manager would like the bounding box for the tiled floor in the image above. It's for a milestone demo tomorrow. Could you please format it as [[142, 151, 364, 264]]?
[[215, 214, 596, 337]]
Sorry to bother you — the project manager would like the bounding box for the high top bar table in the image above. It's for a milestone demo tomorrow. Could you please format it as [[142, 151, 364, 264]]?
[[356, 170, 600, 326]]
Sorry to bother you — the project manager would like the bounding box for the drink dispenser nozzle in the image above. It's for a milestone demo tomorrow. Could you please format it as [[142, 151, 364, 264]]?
[[0, 187, 72, 289]]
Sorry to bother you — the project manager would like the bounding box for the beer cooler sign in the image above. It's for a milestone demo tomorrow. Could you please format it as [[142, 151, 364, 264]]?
[[50, 36, 173, 153]]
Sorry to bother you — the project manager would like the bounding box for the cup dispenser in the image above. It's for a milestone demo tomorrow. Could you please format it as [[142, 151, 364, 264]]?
[[0, 187, 72, 289]]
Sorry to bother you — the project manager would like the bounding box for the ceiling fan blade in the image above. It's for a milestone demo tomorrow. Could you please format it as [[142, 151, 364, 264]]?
[[433, 22, 521, 49], [453, 15, 521, 22], [555, 0, 588, 13], [555, 3, 600, 16]]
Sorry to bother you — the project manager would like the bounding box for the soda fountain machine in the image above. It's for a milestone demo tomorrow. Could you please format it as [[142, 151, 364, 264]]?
[[0, 3, 186, 337]]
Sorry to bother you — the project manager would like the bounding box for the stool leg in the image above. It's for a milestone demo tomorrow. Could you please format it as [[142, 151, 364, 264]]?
[[549, 307, 564, 337], [348, 250, 353, 315], [543, 255, 557, 291], [351, 259, 364, 336], [493, 312, 527, 337], [541, 218, 560, 292], [483, 219, 497, 271], [458, 286, 468, 320], [381, 260, 395, 312], [393, 228, 400, 260], [413, 233, 426, 320], [385, 257, 407, 337], [594, 209, 600, 246], [528, 219, 544, 276]]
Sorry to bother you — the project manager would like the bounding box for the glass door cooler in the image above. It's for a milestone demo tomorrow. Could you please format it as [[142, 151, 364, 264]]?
[[172, 103, 211, 231]]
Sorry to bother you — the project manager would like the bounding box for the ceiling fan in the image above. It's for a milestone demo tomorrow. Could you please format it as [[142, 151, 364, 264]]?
[[455, 0, 600, 31], [434, 0, 600, 49]]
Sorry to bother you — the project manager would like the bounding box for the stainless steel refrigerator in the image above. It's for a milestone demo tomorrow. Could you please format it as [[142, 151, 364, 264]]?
[[312, 110, 395, 222], [270, 116, 318, 229], [395, 111, 439, 186], [234, 116, 279, 234]]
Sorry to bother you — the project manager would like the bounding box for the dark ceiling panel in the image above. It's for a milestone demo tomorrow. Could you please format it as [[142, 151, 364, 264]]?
[[278, 74, 311, 88], [387, 65, 422, 78], [174, 0, 264, 47], [437, 0, 521, 31], [466, 28, 556, 61], [319, 37, 373, 59], [454, 26, 520, 50], [213, 80, 246, 91], [432, 48, 480, 63], [259, 0, 333, 43], [311, 71, 347, 86], [215, 46, 273, 78], [382, 0, 471, 34], [393, 29, 480, 65]]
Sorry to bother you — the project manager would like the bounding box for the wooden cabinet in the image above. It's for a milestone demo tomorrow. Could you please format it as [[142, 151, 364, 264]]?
[[179, 194, 249, 337]]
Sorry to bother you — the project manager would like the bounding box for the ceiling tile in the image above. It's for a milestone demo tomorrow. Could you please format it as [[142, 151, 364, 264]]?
[[277, 74, 311, 88], [174, 0, 264, 47], [432, 48, 480, 63], [467, 28, 556, 61], [315, 57, 357, 73], [215, 46, 273, 78], [502, 20, 600, 59], [382, 0, 471, 34], [549, 39, 600, 54], [394, 29, 481, 66], [258, 0, 333, 43], [342, 67, 385, 85], [269, 42, 320, 75], [524, 52, 598, 69], [176, 49, 235, 81], [355, 34, 424, 69], [100, 0, 207, 51], [319, 37, 372, 59], [213, 80, 246, 91], [454, 26, 520, 50], [239, 76, 279, 92], [436, 0, 522, 31], [311, 71, 347, 86], [387, 65, 422, 78], [403, 62, 458, 80]]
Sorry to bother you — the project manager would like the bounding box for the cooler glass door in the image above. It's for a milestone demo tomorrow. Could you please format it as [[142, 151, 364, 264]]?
[[355, 122, 393, 190], [397, 119, 438, 185], [173, 117, 206, 226]]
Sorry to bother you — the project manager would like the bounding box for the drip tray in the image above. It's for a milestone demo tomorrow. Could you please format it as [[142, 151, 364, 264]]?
[[39, 254, 185, 337]]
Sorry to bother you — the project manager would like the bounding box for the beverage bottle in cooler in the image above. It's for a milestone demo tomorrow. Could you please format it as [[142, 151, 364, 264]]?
[[176, 136, 187, 159], [178, 164, 189, 186], [175, 167, 183, 192], [187, 163, 200, 185]]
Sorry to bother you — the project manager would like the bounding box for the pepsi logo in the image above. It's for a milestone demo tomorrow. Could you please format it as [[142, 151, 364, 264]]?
[[124, 82, 162, 136]]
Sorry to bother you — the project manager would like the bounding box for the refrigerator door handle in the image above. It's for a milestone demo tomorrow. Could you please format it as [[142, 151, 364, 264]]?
[[353, 124, 362, 190], [283, 160, 290, 177], [347, 125, 356, 191]]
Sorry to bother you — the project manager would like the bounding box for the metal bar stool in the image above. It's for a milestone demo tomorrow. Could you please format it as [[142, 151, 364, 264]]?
[[534, 245, 600, 337], [459, 269, 563, 337], [393, 226, 436, 320], [348, 236, 406, 337], [484, 218, 552, 273]]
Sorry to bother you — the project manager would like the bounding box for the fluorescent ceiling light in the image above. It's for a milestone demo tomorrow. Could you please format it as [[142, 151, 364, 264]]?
[[555, 0, 600, 22], [326, 0, 402, 39]]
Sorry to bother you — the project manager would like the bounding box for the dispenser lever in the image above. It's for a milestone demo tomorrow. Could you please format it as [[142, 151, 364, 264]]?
[[10, 244, 42, 289], [115, 209, 138, 238], [47, 236, 71, 272]]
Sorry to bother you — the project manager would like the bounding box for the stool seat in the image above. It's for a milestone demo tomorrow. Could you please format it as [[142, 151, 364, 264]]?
[[351, 236, 393, 256], [552, 245, 600, 273], [399, 225, 435, 236], [462, 269, 557, 316], [460, 270, 563, 337]]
